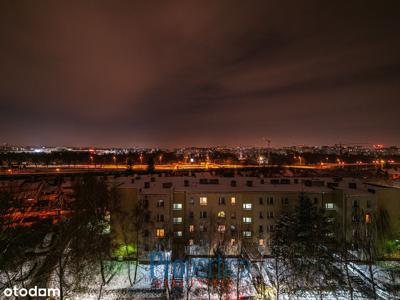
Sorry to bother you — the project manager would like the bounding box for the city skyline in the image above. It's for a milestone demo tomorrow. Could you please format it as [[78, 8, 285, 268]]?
[[1, 1, 400, 147], [1, 141, 398, 150]]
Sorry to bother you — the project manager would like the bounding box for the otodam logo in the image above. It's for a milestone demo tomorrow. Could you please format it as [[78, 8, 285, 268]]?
[[2, 286, 60, 298]]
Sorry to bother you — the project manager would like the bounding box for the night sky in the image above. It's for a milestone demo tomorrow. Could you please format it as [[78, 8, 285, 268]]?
[[1, 1, 399, 148]]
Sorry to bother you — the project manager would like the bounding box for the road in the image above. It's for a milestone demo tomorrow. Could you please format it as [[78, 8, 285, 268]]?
[[1, 161, 397, 176]]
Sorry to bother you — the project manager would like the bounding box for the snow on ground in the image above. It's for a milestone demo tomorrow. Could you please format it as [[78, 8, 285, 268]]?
[[3, 252, 399, 299]]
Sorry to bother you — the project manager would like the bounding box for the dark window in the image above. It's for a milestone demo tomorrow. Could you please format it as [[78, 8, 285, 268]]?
[[349, 182, 357, 189], [145, 213, 150, 222], [162, 182, 173, 188], [143, 199, 149, 208]]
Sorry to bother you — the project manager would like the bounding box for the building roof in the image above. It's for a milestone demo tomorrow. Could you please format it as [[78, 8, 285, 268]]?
[[115, 173, 379, 196]]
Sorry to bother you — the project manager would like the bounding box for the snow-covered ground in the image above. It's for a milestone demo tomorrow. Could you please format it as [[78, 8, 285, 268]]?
[[2, 252, 399, 299]]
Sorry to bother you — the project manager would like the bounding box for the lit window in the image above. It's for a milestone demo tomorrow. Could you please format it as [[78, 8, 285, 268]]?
[[156, 229, 165, 237], [365, 213, 371, 224], [243, 203, 252, 210], [157, 199, 165, 207], [231, 197, 236, 205], [243, 231, 252, 237], [189, 239, 194, 245], [218, 211, 225, 218], [259, 239, 264, 246], [173, 203, 182, 210], [200, 197, 208, 205], [218, 225, 226, 232], [173, 217, 182, 224], [189, 225, 194, 232], [325, 203, 334, 210], [174, 231, 183, 237], [243, 217, 252, 223]]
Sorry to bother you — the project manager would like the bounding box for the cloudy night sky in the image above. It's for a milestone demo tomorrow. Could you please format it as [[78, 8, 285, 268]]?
[[0, 0, 399, 148]]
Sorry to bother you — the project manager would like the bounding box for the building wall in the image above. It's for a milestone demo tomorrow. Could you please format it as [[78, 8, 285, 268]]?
[[376, 188, 400, 237], [112, 178, 400, 258]]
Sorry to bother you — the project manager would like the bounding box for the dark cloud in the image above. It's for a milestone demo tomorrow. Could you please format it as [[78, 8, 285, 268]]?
[[0, 0, 399, 147]]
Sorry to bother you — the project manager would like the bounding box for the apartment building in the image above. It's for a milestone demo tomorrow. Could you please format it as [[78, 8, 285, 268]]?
[[113, 173, 400, 258]]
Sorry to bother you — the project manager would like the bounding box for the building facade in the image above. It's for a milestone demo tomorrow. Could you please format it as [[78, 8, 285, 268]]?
[[112, 173, 400, 258]]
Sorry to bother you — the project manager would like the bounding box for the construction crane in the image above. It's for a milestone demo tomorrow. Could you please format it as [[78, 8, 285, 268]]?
[[262, 137, 271, 165]]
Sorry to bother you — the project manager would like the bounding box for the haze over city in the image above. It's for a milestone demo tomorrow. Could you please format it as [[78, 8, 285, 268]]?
[[1, 0, 400, 147]]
